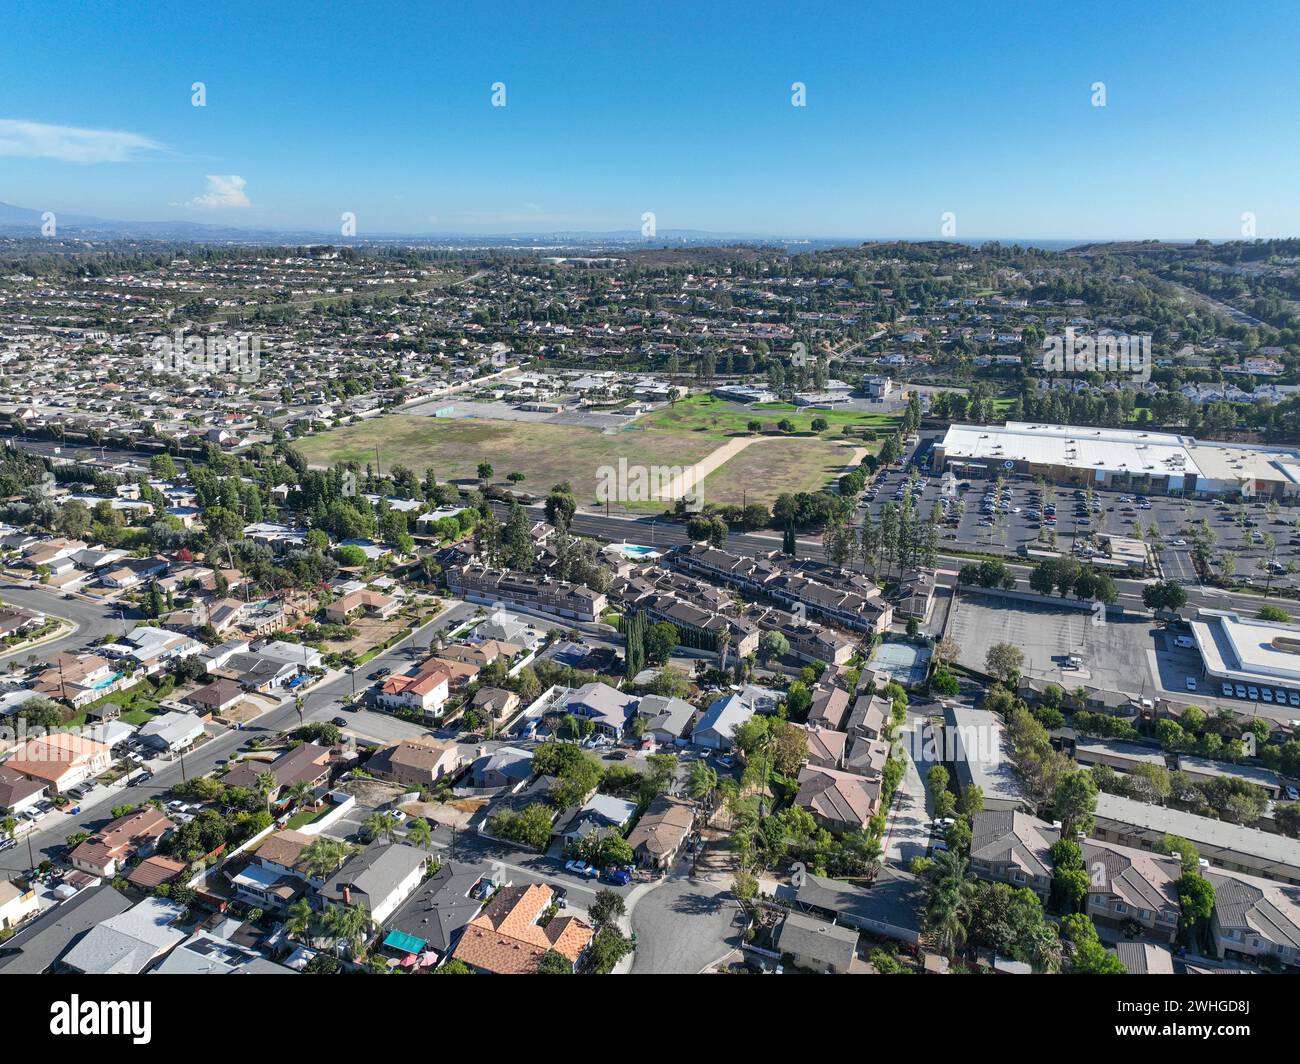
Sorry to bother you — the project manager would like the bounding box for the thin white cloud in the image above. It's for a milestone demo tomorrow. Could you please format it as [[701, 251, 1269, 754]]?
[[189, 175, 252, 209], [0, 118, 161, 163]]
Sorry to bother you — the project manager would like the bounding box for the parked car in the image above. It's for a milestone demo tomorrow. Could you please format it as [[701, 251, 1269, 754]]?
[[565, 860, 598, 879], [1285, 786, 1300, 802], [331, 716, 349, 727], [601, 868, 633, 886]]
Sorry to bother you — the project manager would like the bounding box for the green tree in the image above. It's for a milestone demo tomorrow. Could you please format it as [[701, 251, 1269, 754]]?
[[587, 888, 627, 930], [985, 642, 1024, 684]]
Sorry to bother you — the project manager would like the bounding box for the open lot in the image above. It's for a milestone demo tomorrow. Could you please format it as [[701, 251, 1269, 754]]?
[[697, 435, 863, 508], [298, 394, 897, 510], [297, 412, 718, 501]]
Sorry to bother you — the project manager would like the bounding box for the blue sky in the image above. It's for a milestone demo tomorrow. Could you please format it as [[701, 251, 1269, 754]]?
[[4, 0, 1299, 240]]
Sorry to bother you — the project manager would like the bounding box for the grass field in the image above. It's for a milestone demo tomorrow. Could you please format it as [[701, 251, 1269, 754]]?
[[642, 393, 902, 438], [696, 436, 864, 509], [296, 414, 720, 500], [296, 394, 900, 508]]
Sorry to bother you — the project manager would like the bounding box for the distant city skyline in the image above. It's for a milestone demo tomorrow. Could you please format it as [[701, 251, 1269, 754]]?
[[5, 0, 1300, 241]]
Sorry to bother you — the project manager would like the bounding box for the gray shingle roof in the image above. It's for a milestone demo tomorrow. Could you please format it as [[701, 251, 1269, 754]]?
[[0, 883, 132, 974]]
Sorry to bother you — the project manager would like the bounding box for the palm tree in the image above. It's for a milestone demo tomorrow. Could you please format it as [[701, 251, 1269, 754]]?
[[255, 769, 277, 811], [1021, 922, 1063, 974], [363, 811, 398, 843], [300, 837, 348, 881], [922, 848, 973, 956], [284, 897, 318, 945], [324, 903, 372, 957], [285, 781, 315, 809], [406, 817, 432, 849], [717, 626, 731, 674]]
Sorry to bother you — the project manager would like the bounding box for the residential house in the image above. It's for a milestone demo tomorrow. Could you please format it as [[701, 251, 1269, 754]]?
[[626, 794, 696, 869], [468, 686, 520, 728], [634, 694, 696, 745], [796, 765, 882, 834], [137, 710, 205, 753], [1205, 868, 1300, 968], [319, 841, 430, 926], [182, 677, 246, 715], [0, 879, 39, 931], [560, 682, 638, 738], [470, 746, 534, 790], [60, 897, 187, 974], [376, 661, 451, 719], [0, 884, 133, 974], [801, 725, 848, 770], [68, 806, 174, 878], [808, 684, 852, 731], [323, 589, 398, 623], [774, 911, 859, 974], [126, 856, 187, 892], [785, 867, 925, 946], [221, 742, 334, 800], [968, 810, 1057, 900], [554, 794, 637, 847], [0, 765, 46, 816], [368, 736, 464, 790], [382, 860, 491, 963], [452, 883, 593, 974], [1081, 838, 1182, 943], [3, 733, 112, 794], [692, 692, 757, 750], [230, 829, 319, 909]]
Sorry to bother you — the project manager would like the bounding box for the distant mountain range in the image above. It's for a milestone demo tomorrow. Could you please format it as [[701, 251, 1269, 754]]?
[[0, 201, 1139, 250]]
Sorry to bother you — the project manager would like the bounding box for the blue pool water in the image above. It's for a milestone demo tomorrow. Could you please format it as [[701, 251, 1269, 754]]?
[[612, 543, 659, 558]]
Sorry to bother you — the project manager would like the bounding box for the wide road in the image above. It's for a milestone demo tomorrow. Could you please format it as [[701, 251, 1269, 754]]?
[[0, 600, 479, 875], [0, 583, 129, 663]]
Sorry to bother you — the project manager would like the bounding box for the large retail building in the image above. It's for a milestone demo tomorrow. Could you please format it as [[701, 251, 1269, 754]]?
[[932, 421, 1300, 497], [1189, 608, 1300, 694]]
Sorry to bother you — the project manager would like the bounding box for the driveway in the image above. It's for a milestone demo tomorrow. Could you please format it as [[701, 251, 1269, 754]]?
[[883, 719, 932, 868], [630, 867, 744, 973]]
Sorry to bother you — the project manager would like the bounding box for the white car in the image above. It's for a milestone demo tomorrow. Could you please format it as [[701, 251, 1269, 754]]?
[[1186, 677, 1197, 691]]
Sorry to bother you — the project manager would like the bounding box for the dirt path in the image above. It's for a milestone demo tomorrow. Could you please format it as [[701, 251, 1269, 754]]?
[[652, 434, 777, 501]]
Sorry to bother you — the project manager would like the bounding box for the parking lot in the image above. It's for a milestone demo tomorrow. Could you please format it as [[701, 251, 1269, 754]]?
[[864, 429, 1300, 588], [949, 592, 1159, 696]]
